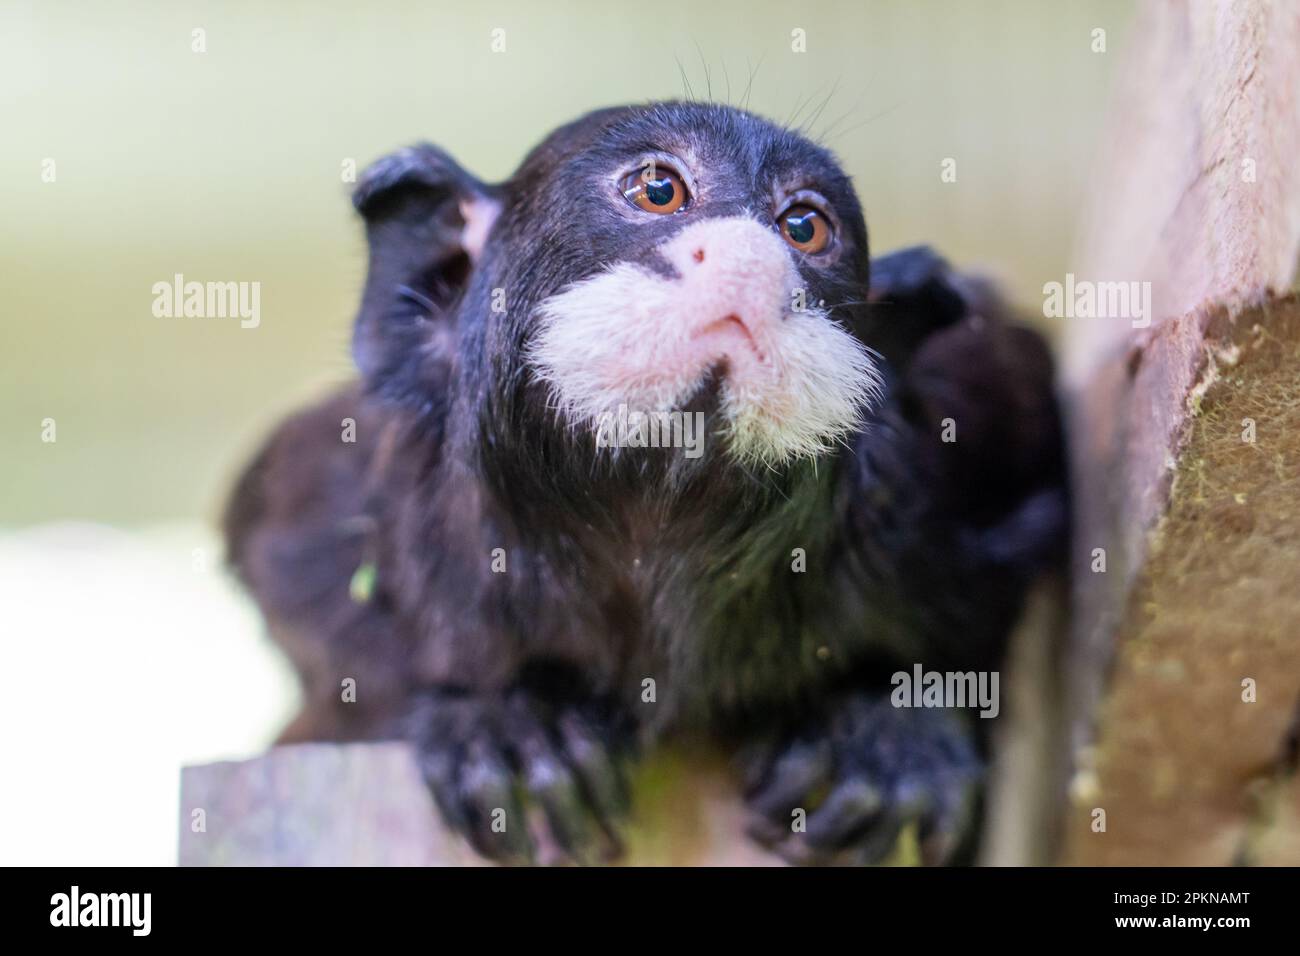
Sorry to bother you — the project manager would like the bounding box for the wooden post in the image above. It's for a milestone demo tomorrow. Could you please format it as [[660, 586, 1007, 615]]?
[[1061, 0, 1300, 864]]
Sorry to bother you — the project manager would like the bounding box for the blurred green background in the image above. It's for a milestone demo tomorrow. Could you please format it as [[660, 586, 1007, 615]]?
[[1, 0, 1133, 526]]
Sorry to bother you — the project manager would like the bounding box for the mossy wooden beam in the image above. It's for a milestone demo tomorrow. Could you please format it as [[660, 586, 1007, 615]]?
[[1066, 298, 1300, 864]]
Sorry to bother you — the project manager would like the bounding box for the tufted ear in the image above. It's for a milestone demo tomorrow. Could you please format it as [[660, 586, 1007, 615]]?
[[351, 144, 501, 386], [866, 245, 973, 368]]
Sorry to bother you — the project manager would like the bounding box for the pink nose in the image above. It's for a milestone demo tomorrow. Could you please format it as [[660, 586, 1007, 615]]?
[[658, 216, 795, 339]]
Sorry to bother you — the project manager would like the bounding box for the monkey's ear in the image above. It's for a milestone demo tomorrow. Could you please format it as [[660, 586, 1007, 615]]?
[[351, 144, 501, 384], [866, 246, 973, 367]]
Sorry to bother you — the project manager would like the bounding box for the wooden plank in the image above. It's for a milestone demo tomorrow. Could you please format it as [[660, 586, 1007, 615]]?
[[180, 743, 784, 866]]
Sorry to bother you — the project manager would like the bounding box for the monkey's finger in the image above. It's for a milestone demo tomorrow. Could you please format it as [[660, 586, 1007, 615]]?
[[415, 743, 471, 836], [457, 736, 534, 864], [737, 739, 778, 794], [917, 776, 979, 866], [801, 777, 885, 852], [854, 786, 933, 865], [556, 709, 629, 826], [515, 728, 607, 865], [745, 739, 833, 824]]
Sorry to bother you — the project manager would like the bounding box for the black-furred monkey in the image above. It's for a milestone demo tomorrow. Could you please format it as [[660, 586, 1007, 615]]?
[[225, 102, 1066, 865]]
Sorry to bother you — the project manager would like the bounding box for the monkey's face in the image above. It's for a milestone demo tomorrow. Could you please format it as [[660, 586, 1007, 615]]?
[[352, 103, 881, 478], [502, 103, 881, 469]]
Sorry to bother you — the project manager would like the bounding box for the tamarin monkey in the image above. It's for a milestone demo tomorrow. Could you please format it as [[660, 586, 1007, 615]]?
[[224, 102, 1067, 865]]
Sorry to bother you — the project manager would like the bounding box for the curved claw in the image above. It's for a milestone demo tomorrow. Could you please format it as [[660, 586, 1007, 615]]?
[[741, 695, 983, 866], [411, 691, 630, 865]]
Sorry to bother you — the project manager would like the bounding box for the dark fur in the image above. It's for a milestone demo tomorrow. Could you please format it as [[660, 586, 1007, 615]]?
[[224, 102, 1066, 863]]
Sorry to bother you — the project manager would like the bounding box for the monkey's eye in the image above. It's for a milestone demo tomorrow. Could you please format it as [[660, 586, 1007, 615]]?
[[619, 166, 689, 214], [777, 204, 832, 255]]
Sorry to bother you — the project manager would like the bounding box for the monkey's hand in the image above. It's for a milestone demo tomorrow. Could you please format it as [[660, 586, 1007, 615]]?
[[406, 689, 630, 865], [740, 693, 982, 865]]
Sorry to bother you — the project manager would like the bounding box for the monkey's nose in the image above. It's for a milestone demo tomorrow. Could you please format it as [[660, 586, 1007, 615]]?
[[690, 312, 767, 363], [660, 216, 795, 337]]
